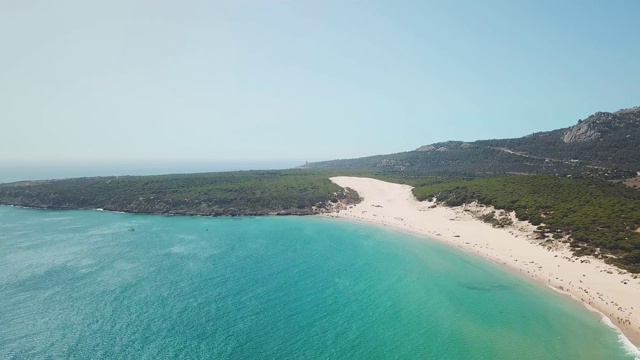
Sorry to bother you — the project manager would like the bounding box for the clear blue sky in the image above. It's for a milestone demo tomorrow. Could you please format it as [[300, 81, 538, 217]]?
[[1, 0, 639, 165]]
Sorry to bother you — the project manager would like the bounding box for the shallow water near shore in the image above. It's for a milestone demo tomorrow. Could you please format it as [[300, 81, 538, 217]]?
[[0, 206, 635, 359]]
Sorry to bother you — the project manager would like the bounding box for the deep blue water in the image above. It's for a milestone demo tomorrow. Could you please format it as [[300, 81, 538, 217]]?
[[0, 206, 635, 359]]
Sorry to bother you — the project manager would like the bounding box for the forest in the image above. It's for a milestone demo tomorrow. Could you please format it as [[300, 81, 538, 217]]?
[[303, 142, 635, 180], [0, 170, 360, 216], [413, 175, 640, 272]]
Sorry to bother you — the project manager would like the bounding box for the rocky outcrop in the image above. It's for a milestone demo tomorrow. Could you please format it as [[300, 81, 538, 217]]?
[[375, 159, 410, 170], [416, 141, 472, 151], [562, 118, 602, 143], [563, 107, 640, 143], [416, 144, 436, 151], [615, 106, 640, 115]]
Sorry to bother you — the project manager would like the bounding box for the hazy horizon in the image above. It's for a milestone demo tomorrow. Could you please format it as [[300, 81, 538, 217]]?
[[0, 159, 313, 183]]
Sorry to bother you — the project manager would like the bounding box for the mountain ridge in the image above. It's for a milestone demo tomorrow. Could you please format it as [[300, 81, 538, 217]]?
[[303, 106, 640, 178]]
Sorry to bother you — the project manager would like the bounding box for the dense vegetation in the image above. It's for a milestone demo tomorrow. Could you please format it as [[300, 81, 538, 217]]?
[[0, 170, 361, 216], [413, 176, 640, 272], [305, 108, 640, 179], [304, 142, 635, 180], [478, 108, 640, 171]]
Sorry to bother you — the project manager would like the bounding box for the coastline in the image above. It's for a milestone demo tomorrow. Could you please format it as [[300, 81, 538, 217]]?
[[325, 176, 640, 354]]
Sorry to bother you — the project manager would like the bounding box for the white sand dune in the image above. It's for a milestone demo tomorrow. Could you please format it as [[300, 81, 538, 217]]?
[[326, 176, 640, 351]]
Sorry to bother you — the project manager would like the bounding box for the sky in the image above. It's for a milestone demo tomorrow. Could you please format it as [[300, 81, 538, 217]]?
[[1, 0, 639, 166]]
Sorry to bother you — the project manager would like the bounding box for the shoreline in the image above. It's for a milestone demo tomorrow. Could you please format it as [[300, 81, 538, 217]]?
[[326, 176, 640, 354]]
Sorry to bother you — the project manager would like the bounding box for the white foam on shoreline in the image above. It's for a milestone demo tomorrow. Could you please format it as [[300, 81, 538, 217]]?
[[547, 285, 640, 358], [602, 316, 640, 359]]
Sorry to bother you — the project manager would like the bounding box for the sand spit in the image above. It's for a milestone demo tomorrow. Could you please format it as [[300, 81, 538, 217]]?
[[325, 176, 640, 352]]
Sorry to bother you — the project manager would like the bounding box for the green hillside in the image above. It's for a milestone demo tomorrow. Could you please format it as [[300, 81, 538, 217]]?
[[478, 107, 640, 171], [304, 107, 640, 179]]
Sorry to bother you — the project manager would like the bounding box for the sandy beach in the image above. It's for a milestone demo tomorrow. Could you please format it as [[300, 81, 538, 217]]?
[[326, 176, 640, 353]]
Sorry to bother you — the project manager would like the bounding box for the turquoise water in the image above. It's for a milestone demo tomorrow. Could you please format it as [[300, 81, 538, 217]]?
[[0, 206, 635, 359]]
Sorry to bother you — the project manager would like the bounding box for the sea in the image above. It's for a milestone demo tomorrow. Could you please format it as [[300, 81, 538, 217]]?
[[1, 206, 638, 359], [0, 161, 308, 184]]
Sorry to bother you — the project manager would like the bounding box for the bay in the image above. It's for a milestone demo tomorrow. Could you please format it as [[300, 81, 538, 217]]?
[[0, 206, 634, 359]]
